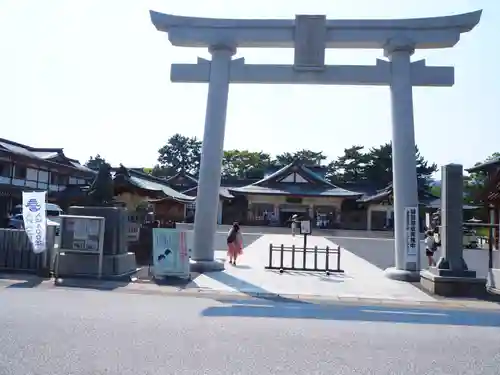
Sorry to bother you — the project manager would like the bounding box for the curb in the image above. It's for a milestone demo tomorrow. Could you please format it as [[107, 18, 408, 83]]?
[[1, 276, 499, 312]]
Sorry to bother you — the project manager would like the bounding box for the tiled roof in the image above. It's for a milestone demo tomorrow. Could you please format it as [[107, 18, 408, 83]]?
[[113, 168, 195, 203], [0, 138, 92, 174], [258, 160, 334, 186], [467, 158, 500, 173], [182, 185, 234, 199], [166, 171, 199, 185], [357, 185, 392, 203], [230, 184, 361, 197]]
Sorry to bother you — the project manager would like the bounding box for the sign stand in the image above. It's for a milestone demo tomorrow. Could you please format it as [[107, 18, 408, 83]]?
[[152, 228, 190, 280]]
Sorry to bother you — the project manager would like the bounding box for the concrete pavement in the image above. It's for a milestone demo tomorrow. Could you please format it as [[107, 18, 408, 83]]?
[[328, 236, 494, 278], [189, 234, 435, 302], [1, 274, 499, 311], [1, 286, 499, 375]]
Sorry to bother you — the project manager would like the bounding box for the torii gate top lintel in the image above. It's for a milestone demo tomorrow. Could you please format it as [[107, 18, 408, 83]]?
[[149, 10, 482, 50]]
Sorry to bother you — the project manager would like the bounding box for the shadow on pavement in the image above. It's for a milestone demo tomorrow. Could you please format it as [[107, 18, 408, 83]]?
[[204, 270, 310, 304], [202, 299, 500, 327], [6, 278, 44, 289], [53, 278, 130, 291]]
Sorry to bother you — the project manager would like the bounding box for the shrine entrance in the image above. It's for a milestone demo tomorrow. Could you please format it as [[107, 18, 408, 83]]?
[[150, 10, 482, 280]]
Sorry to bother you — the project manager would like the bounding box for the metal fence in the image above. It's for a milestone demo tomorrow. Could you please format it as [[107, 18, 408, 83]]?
[[0, 228, 55, 276], [265, 243, 343, 275]]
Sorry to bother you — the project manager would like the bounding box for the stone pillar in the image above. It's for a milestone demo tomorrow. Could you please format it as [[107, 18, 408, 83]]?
[[383, 39, 420, 281], [435, 164, 471, 273], [191, 45, 235, 272], [420, 164, 486, 297]]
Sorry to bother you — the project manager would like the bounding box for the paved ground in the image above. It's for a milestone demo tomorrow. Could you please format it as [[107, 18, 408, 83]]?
[[184, 234, 435, 302], [328, 236, 492, 278], [1, 286, 499, 375]]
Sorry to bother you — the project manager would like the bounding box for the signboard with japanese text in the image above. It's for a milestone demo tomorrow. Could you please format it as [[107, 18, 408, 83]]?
[[404, 206, 419, 264], [60, 215, 105, 253]]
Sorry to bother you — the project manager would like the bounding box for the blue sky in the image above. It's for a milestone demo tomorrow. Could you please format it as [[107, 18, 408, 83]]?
[[0, 0, 497, 174]]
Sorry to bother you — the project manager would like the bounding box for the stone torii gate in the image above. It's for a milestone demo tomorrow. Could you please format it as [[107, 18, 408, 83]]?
[[150, 10, 482, 280]]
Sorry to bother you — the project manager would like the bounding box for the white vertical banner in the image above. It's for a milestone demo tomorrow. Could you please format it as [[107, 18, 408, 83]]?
[[22, 191, 47, 254], [404, 206, 419, 264]]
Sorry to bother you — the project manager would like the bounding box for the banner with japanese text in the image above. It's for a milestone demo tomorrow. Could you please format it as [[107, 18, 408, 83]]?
[[22, 191, 47, 254]]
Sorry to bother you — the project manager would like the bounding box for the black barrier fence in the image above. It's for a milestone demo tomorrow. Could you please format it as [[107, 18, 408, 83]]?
[[265, 243, 343, 275], [0, 229, 54, 276]]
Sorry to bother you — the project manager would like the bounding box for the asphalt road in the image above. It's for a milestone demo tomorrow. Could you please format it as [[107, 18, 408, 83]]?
[[328, 237, 491, 277], [1, 287, 500, 375]]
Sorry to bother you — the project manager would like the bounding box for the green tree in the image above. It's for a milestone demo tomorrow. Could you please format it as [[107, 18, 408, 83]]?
[[362, 143, 393, 188], [85, 154, 110, 171], [328, 145, 369, 183], [222, 150, 273, 179], [157, 134, 202, 176], [363, 143, 437, 189], [274, 149, 327, 166]]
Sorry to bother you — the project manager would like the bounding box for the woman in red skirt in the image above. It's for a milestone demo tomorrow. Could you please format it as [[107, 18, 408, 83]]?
[[227, 222, 243, 265]]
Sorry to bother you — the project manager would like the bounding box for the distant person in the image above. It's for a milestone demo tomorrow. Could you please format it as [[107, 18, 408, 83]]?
[[290, 214, 299, 237], [425, 230, 438, 267], [227, 222, 243, 265]]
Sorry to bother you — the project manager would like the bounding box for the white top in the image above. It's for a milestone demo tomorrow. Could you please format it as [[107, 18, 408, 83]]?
[[425, 236, 435, 249]]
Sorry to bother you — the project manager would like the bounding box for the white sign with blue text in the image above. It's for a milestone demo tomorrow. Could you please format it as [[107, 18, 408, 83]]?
[[152, 229, 190, 279]]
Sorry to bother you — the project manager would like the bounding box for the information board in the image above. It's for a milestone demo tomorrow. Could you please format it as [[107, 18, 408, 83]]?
[[152, 228, 190, 279], [300, 220, 311, 235], [61, 216, 104, 252]]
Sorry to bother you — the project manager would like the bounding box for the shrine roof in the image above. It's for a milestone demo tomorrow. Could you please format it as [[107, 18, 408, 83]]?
[[166, 171, 199, 185], [230, 160, 361, 197], [467, 157, 500, 173], [357, 183, 439, 205], [182, 185, 234, 199], [112, 167, 195, 203]]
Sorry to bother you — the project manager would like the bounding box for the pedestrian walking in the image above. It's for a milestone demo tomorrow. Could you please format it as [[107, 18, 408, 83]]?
[[290, 214, 299, 237], [425, 230, 438, 267], [227, 222, 243, 265]]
